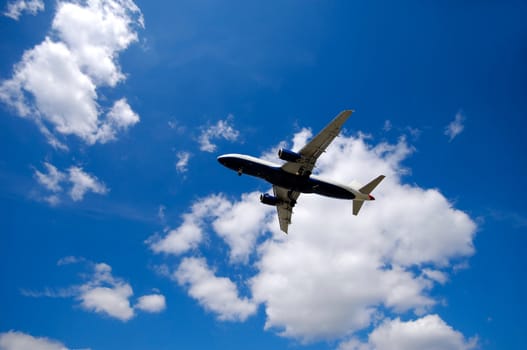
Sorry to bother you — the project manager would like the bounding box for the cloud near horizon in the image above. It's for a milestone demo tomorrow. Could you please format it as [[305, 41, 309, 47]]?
[[149, 129, 478, 345]]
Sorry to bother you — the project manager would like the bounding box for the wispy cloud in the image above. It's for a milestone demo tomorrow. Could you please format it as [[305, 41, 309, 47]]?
[[198, 116, 240, 152], [0, 0, 143, 146], [57, 255, 87, 266], [157, 205, 166, 222], [68, 166, 108, 201], [175, 151, 191, 173], [489, 209, 527, 229], [383, 120, 392, 132], [3, 0, 44, 20], [445, 111, 465, 142], [34, 162, 65, 192], [34, 162, 108, 204]]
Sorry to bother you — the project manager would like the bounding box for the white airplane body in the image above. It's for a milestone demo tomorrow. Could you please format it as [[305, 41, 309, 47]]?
[[218, 110, 385, 233]]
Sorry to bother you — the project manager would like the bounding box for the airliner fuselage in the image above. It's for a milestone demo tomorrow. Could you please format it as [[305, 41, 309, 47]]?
[[216, 110, 384, 233], [218, 154, 356, 200]]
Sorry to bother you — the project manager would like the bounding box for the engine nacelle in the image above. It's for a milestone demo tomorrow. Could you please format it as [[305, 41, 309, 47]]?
[[260, 193, 281, 206], [278, 148, 302, 162]]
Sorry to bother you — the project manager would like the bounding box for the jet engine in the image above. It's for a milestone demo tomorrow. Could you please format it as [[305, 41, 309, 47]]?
[[260, 193, 280, 206], [278, 148, 302, 162]]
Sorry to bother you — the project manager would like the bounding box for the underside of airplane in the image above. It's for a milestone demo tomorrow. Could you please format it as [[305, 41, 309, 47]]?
[[218, 110, 385, 233]]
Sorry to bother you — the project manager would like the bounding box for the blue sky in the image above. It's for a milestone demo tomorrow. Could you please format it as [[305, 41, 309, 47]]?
[[1, 0, 526, 349]]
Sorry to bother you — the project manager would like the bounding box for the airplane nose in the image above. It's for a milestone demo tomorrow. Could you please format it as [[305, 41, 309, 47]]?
[[368, 194, 375, 200]]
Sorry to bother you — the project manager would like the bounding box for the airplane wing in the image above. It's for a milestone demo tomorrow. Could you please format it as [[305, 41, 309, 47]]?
[[273, 185, 301, 234], [281, 110, 353, 176]]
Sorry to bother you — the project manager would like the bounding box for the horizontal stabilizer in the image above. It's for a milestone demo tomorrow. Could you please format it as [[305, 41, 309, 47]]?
[[359, 175, 385, 194]]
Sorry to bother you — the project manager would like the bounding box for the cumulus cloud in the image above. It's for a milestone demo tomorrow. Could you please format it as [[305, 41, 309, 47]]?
[[80, 284, 134, 320], [147, 195, 231, 255], [445, 112, 465, 142], [175, 151, 191, 173], [198, 116, 240, 152], [94, 98, 140, 143], [152, 129, 477, 344], [0, 330, 70, 350], [3, 0, 44, 20], [0, 0, 143, 146], [63, 262, 135, 321], [34, 162, 108, 203], [174, 257, 257, 321], [22, 258, 165, 321], [148, 192, 272, 262], [211, 192, 274, 263], [135, 294, 166, 313], [339, 315, 478, 350]]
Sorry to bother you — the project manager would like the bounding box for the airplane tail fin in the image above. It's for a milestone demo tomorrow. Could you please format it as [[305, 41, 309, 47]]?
[[352, 175, 385, 216], [359, 175, 385, 195]]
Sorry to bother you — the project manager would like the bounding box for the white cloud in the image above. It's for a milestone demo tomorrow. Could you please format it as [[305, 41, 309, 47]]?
[[0, 330, 69, 350], [147, 195, 230, 255], [340, 315, 478, 350], [422, 268, 448, 285], [445, 112, 465, 142], [34, 163, 108, 203], [68, 166, 108, 201], [174, 257, 257, 321], [0, 0, 143, 146], [3, 0, 44, 20], [95, 98, 140, 142], [23, 259, 165, 321], [135, 294, 166, 313], [248, 134, 476, 341], [198, 116, 240, 152], [211, 192, 274, 263], [149, 192, 272, 263], [175, 151, 191, 173], [77, 262, 135, 321], [78, 262, 167, 321], [155, 130, 477, 343], [80, 284, 134, 321], [35, 162, 66, 192]]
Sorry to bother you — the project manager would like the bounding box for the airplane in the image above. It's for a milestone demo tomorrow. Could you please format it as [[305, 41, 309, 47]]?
[[217, 110, 385, 233]]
